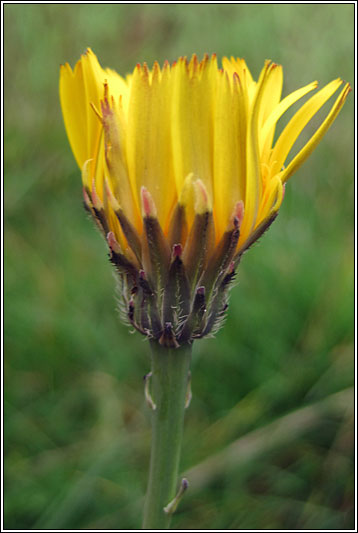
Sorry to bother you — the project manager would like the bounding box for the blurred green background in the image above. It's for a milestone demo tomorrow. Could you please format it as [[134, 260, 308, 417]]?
[[4, 4, 354, 530]]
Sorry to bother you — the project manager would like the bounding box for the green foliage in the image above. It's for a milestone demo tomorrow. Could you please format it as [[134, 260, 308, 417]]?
[[4, 4, 354, 529]]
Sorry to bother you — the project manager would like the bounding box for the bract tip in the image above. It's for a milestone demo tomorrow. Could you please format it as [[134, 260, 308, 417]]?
[[194, 179, 211, 214], [173, 243, 183, 258], [233, 201, 244, 227], [107, 231, 121, 254], [105, 179, 120, 212], [141, 186, 157, 218], [91, 178, 103, 210]]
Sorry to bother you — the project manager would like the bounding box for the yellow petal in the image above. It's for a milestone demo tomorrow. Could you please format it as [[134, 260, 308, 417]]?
[[171, 55, 217, 201], [279, 82, 351, 183], [256, 175, 284, 224], [126, 61, 176, 229], [92, 129, 105, 202], [104, 67, 130, 113], [259, 80, 318, 161], [222, 57, 255, 111], [101, 95, 141, 227], [258, 64, 283, 126], [213, 70, 246, 236], [60, 49, 130, 174], [59, 61, 87, 168], [270, 78, 343, 176], [60, 50, 350, 265], [80, 49, 106, 160], [240, 61, 273, 243]]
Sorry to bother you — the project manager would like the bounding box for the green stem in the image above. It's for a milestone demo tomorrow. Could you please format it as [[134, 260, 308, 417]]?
[[142, 341, 192, 530]]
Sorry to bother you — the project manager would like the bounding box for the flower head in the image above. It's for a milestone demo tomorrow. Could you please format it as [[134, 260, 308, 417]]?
[[60, 49, 349, 346]]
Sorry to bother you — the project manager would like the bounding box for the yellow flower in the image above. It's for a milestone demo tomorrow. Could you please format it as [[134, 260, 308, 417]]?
[[59, 49, 349, 345]]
